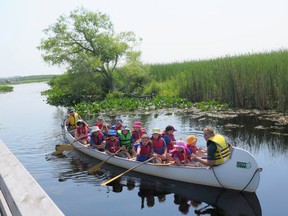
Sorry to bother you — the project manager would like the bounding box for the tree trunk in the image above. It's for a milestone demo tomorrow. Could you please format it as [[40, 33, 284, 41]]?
[[107, 76, 116, 92]]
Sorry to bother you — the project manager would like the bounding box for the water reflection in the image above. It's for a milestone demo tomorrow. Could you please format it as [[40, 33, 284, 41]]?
[[104, 174, 262, 216], [138, 186, 167, 209]]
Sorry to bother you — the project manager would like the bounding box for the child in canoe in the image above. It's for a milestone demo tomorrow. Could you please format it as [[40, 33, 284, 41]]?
[[161, 125, 177, 152], [185, 135, 207, 160], [104, 129, 128, 158], [111, 117, 123, 131], [74, 120, 90, 145], [89, 126, 105, 151], [185, 135, 198, 162], [117, 125, 132, 159], [135, 134, 153, 162], [150, 128, 169, 163], [171, 140, 188, 166], [131, 121, 147, 144], [94, 116, 104, 130]]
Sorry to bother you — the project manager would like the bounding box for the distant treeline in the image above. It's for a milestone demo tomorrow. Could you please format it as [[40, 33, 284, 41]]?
[[149, 50, 288, 113], [0, 74, 57, 85]]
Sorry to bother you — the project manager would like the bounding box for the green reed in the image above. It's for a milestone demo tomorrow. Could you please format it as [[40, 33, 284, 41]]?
[[149, 50, 288, 113]]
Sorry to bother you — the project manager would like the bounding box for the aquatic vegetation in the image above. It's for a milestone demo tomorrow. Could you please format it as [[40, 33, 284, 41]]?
[[0, 85, 13, 93], [74, 96, 194, 116]]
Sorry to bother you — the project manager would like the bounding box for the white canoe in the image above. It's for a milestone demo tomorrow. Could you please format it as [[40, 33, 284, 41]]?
[[62, 125, 262, 192]]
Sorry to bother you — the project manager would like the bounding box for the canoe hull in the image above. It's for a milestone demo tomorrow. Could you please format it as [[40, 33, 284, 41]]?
[[62, 126, 261, 192]]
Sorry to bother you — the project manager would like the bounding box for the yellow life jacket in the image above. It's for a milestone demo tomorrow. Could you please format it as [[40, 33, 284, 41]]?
[[69, 113, 80, 129], [209, 134, 230, 165]]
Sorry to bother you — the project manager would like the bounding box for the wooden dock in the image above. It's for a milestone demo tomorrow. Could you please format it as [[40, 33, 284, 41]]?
[[0, 139, 64, 216]]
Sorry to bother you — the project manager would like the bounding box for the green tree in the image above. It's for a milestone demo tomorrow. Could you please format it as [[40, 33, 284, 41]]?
[[38, 7, 142, 93], [115, 51, 150, 95]]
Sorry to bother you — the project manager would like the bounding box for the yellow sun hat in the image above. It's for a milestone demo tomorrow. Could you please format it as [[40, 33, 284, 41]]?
[[186, 135, 197, 144]]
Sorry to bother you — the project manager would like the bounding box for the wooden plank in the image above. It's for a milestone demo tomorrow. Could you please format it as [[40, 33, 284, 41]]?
[[0, 139, 64, 216]]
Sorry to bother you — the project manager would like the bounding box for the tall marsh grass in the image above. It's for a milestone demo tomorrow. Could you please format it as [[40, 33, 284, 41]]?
[[149, 50, 288, 113]]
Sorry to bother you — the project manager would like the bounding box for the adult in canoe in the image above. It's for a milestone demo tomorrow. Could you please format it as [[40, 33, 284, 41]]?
[[65, 108, 82, 130], [191, 127, 231, 166]]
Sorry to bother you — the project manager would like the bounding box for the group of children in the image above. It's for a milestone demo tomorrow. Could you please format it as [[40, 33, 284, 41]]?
[[67, 113, 206, 166]]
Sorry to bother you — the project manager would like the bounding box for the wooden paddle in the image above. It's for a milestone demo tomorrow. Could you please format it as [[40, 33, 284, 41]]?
[[52, 145, 74, 155], [52, 140, 77, 155], [100, 157, 154, 186], [55, 144, 75, 151], [53, 142, 91, 155], [87, 148, 122, 174]]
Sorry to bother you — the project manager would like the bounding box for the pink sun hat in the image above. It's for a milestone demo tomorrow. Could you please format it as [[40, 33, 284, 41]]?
[[133, 121, 142, 128], [174, 140, 185, 149]]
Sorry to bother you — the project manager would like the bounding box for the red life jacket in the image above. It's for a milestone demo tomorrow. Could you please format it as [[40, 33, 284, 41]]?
[[94, 123, 103, 130], [173, 151, 186, 164], [76, 126, 89, 139], [106, 137, 119, 153], [162, 132, 175, 151], [139, 143, 151, 157], [132, 129, 146, 141], [92, 132, 104, 145], [151, 137, 165, 154], [186, 145, 197, 154], [114, 125, 122, 131]]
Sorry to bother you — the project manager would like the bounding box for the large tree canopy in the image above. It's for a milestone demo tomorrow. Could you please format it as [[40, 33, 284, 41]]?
[[38, 7, 143, 92]]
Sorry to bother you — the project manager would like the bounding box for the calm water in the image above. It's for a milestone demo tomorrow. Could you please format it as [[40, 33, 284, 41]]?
[[1, 82, 288, 216]]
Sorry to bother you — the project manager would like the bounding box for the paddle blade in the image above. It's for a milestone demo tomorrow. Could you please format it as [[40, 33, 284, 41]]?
[[88, 150, 121, 175], [87, 161, 105, 174], [52, 150, 64, 155], [55, 144, 75, 151], [101, 172, 125, 186]]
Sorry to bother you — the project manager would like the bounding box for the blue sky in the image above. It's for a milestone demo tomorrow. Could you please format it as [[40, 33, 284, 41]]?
[[1, 0, 287, 77]]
